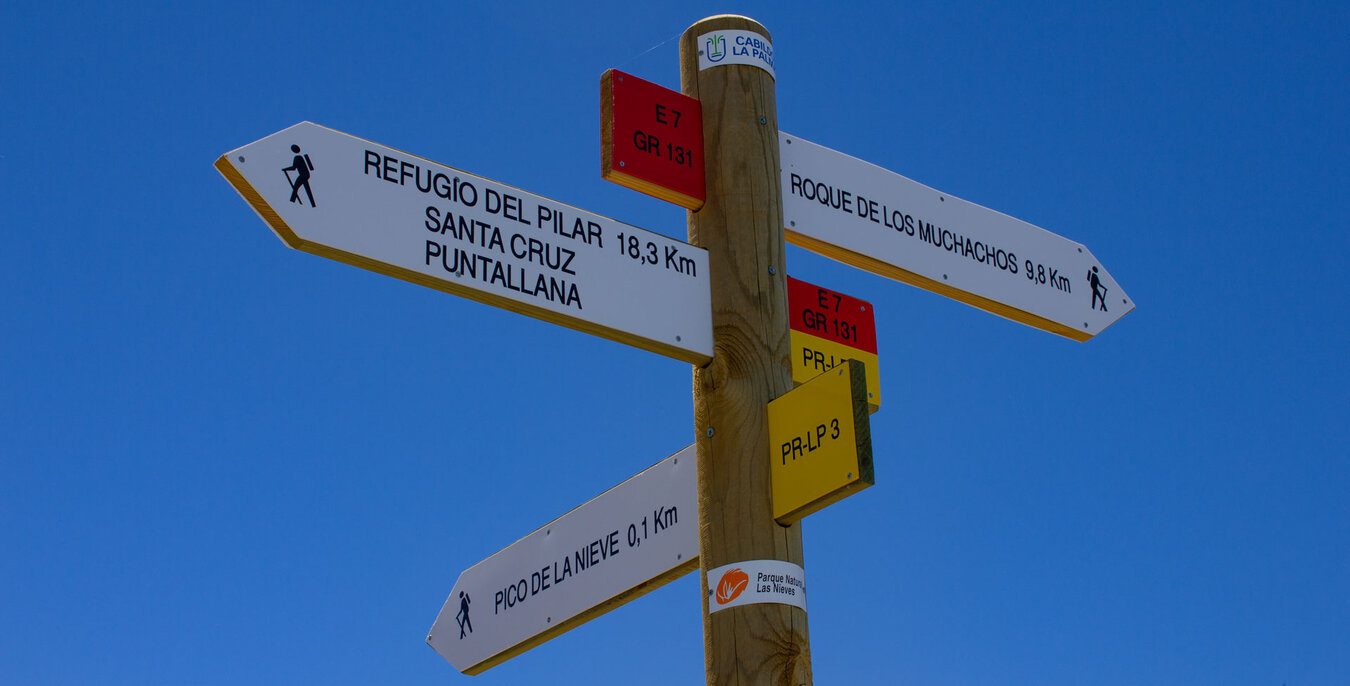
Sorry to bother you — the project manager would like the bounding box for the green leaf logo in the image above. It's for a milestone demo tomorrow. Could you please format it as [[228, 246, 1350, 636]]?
[[706, 34, 726, 62]]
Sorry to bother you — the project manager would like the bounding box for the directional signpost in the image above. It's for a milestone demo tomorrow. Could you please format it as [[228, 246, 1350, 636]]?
[[219, 13, 1133, 685], [781, 133, 1133, 341], [427, 446, 698, 675], [216, 122, 712, 364]]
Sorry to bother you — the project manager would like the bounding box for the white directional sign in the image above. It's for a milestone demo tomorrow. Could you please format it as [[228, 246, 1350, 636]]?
[[216, 122, 713, 363], [427, 446, 698, 675], [780, 133, 1132, 340]]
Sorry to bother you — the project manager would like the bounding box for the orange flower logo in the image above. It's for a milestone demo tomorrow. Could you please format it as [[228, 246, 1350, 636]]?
[[715, 567, 750, 605]]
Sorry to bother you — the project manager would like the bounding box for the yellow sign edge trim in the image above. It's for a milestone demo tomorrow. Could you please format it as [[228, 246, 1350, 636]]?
[[460, 557, 698, 675], [214, 154, 711, 366], [602, 167, 705, 211], [786, 230, 1098, 341]]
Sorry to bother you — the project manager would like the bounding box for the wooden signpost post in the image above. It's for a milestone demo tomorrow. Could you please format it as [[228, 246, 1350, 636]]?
[[218, 13, 1132, 685], [679, 15, 812, 684]]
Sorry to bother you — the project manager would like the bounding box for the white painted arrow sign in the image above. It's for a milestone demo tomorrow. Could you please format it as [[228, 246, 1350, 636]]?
[[216, 122, 713, 363], [780, 133, 1132, 340], [427, 446, 698, 675]]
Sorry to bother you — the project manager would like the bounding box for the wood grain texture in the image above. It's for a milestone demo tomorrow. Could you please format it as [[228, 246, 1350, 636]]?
[[681, 15, 812, 686], [600, 69, 615, 180]]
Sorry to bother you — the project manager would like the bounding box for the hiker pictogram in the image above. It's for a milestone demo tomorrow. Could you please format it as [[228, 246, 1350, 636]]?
[[1087, 266, 1108, 312], [456, 591, 473, 638], [283, 144, 316, 207]]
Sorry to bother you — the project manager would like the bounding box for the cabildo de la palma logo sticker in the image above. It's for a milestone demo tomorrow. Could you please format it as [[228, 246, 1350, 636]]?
[[708, 560, 805, 613], [698, 30, 775, 79]]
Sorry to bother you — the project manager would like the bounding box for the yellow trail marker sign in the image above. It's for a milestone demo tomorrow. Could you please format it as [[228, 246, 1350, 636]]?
[[768, 358, 874, 524]]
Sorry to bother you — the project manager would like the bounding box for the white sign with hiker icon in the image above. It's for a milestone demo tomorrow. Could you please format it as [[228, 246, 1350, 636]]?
[[426, 446, 698, 675], [780, 133, 1133, 341], [215, 122, 713, 364]]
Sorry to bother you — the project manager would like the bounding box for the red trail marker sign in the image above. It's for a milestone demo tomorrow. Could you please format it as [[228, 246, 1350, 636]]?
[[787, 276, 881, 412], [601, 69, 705, 210]]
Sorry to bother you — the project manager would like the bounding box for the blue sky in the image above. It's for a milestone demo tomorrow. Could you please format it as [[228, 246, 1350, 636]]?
[[3, 1, 1347, 684]]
